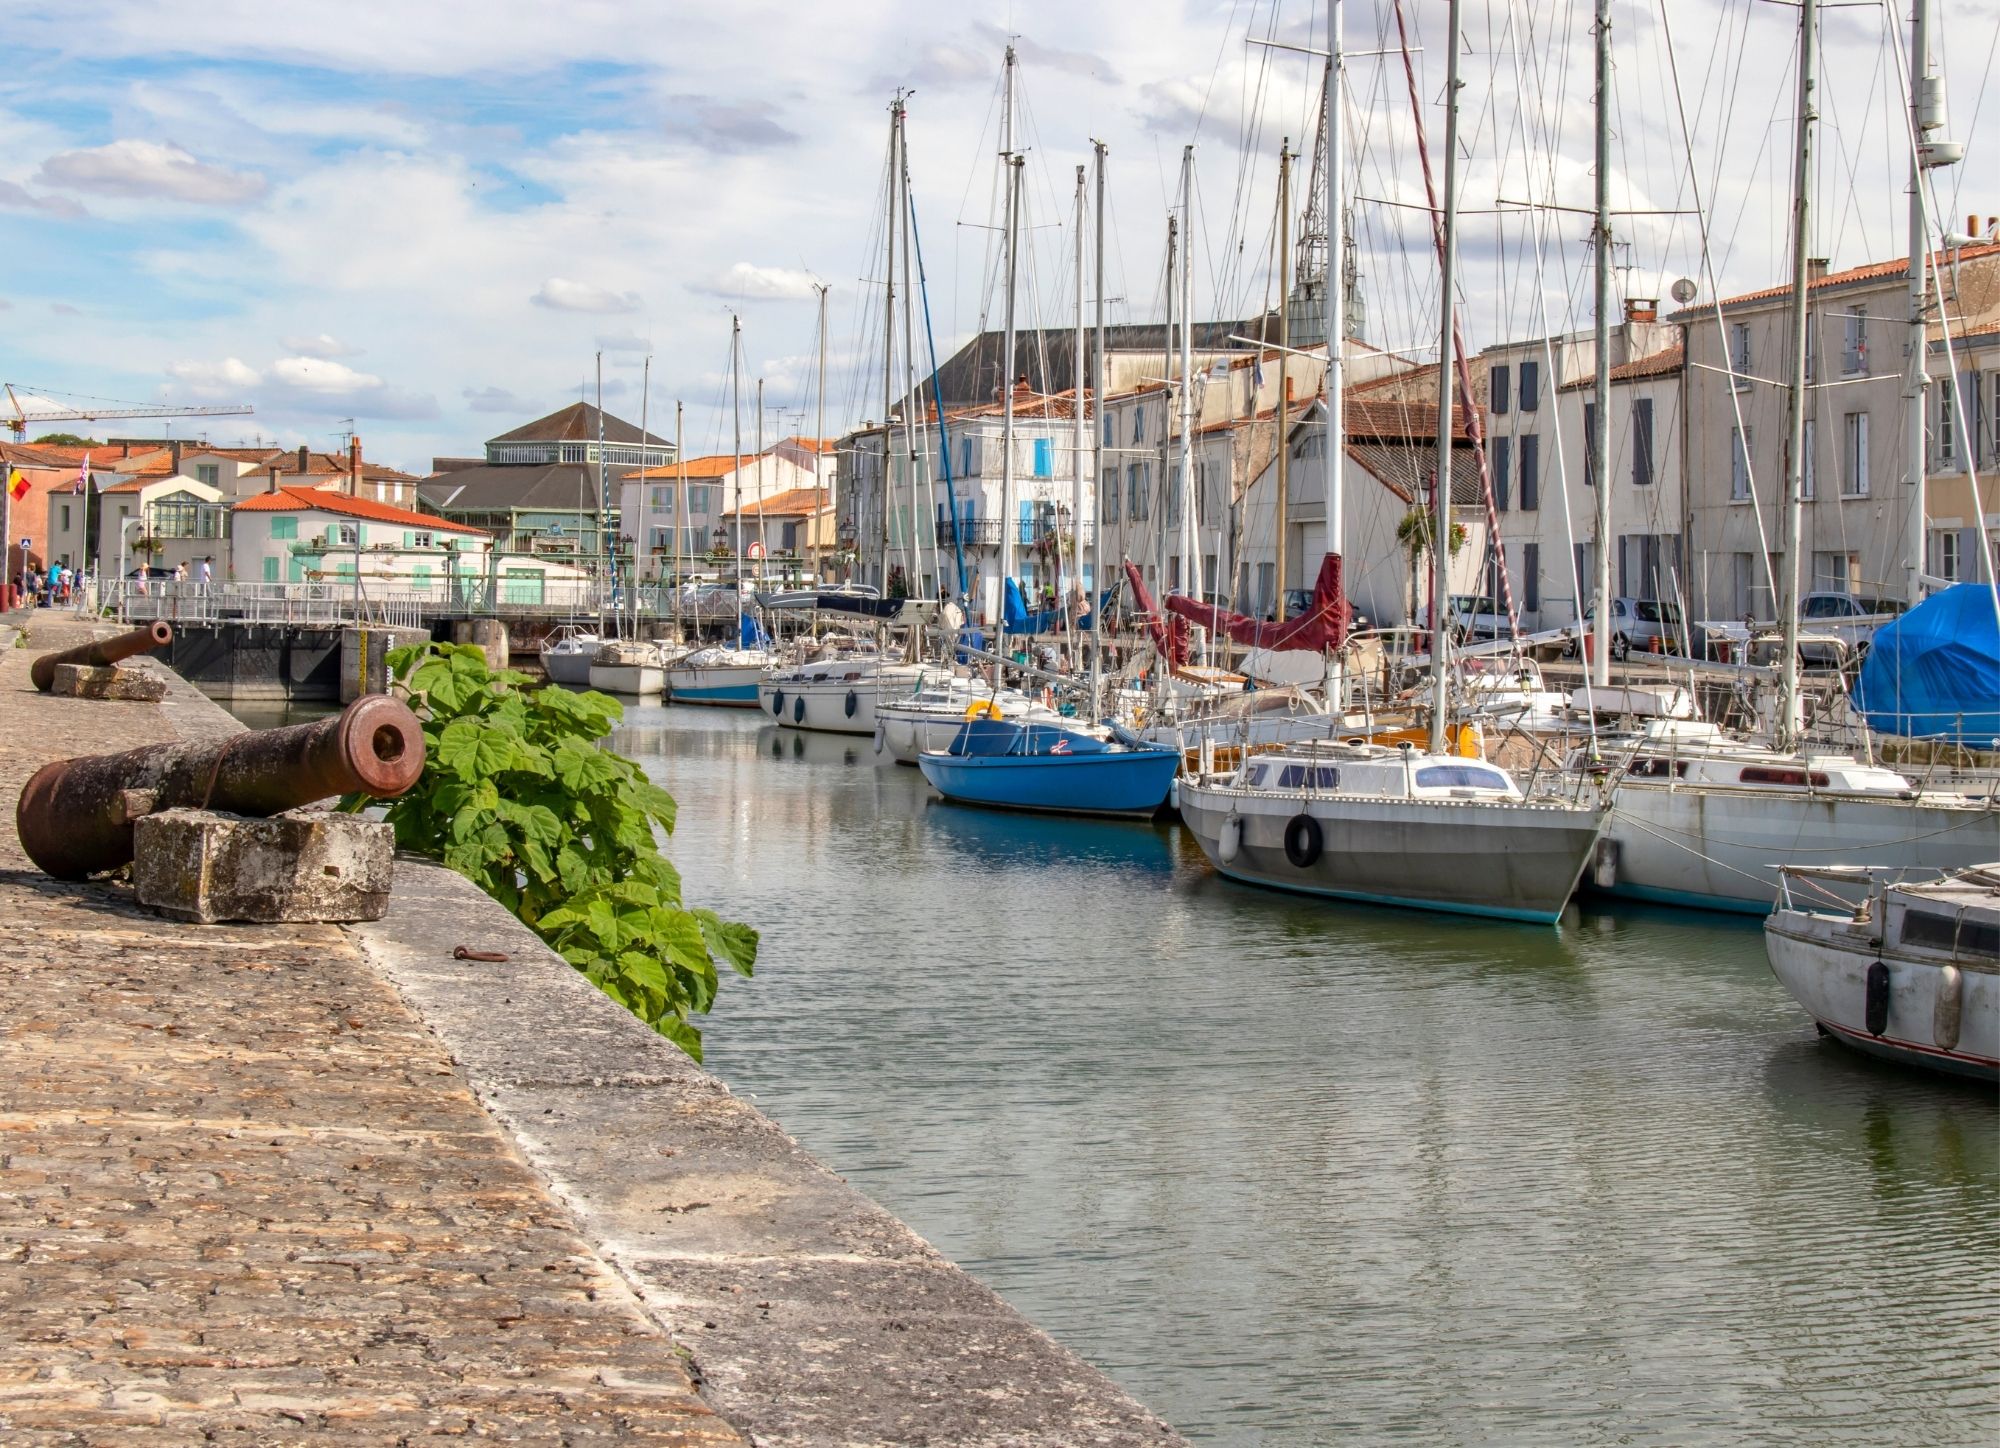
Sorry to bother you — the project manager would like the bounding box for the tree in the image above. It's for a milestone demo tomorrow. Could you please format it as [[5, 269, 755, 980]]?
[[32, 432, 103, 447]]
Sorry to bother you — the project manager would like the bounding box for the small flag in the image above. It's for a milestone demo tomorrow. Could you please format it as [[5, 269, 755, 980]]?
[[6, 468, 28, 502], [1050, 737, 1071, 755], [74, 451, 90, 494]]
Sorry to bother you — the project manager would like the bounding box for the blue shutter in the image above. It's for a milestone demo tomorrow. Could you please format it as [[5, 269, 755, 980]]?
[[1520, 435, 1539, 510], [1033, 438, 1053, 477], [1491, 365, 1510, 415], [1492, 435, 1511, 511], [1018, 500, 1032, 545]]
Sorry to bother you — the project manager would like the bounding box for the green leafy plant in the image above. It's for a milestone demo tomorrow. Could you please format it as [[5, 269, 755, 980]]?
[[347, 643, 756, 1059]]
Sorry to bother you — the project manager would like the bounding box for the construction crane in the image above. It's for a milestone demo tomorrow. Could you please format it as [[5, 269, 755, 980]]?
[[2, 383, 253, 600], [3, 382, 253, 442]]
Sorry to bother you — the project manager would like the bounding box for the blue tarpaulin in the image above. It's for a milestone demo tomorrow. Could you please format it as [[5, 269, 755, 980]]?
[[738, 613, 769, 649], [1002, 577, 1064, 636], [1852, 583, 2000, 744]]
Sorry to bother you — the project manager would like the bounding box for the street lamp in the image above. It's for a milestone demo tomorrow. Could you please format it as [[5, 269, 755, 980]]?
[[117, 517, 143, 621]]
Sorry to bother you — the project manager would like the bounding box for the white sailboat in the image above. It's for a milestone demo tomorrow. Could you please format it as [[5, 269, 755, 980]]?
[[540, 623, 599, 686], [586, 638, 667, 697], [1182, 0, 1609, 925], [1764, 863, 1998, 1081], [1585, 0, 2000, 913]]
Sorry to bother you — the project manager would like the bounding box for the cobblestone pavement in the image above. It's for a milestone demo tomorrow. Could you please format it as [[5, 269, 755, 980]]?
[[0, 617, 746, 1443]]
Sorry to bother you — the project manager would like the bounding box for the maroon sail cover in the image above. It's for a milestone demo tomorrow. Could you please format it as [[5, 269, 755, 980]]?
[[1164, 552, 1351, 654], [1123, 560, 1192, 667]]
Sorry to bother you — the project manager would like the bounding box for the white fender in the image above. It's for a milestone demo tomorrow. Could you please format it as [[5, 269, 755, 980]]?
[[1218, 814, 1243, 864]]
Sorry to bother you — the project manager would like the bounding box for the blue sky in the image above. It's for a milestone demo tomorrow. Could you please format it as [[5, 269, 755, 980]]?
[[2, 0, 1992, 472]]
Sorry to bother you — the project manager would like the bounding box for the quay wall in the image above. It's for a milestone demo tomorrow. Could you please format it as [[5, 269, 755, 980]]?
[[0, 613, 1186, 1446]]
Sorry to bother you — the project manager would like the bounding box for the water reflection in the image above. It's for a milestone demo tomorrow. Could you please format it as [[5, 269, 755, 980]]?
[[611, 700, 1996, 1448]]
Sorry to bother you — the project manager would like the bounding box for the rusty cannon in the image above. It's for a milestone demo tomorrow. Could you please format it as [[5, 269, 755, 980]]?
[[15, 695, 425, 879], [29, 621, 175, 692]]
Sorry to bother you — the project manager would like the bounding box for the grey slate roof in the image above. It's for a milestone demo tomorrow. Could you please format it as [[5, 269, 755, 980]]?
[[486, 402, 651, 446], [419, 462, 642, 513]]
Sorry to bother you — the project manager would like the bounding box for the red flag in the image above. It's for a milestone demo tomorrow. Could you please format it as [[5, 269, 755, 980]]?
[[6, 468, 28, 502]]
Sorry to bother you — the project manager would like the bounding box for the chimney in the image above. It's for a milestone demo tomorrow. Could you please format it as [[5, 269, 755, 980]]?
[[348, 434, 362, 497], [1807, 257, 1830, 280], [296, 444, 310, 473], [266, 464, 281, 495], [170, 439, 183, 476], [1625, 298, 1657, 323]]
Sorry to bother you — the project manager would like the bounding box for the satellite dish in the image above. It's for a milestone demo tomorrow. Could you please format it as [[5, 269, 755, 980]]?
[[1670, 277, 1698, 304]]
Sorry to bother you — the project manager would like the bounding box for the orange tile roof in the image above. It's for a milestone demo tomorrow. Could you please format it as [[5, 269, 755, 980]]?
[[778, 437, 837, 454], [1557, 344, 1684, 391], [1667, 241, 2000, 319], [724, 486, 830, 518], [233, 486, 488, 536], [634, 454, 752, 481]]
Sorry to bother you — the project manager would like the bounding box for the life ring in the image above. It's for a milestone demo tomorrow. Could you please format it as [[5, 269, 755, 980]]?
[[1283, 812, 1323, 868], [771, 689, 785, 716], [845, 689, 859, 718], [793, 695, 806, 724], [1217, 814, 1243, 864], [963, 699, 1005, 721]]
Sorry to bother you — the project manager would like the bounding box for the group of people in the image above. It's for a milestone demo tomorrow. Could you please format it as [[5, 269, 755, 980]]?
[[130, 557, 215, 595], [10, 562, 84, 607]]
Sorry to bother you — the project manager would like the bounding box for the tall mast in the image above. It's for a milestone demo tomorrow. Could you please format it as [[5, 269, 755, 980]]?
[[1072, 162, 1088, 656], [1429, 0, 1465, 755], [1091, 141, 1108, 715], [1179, 145, 1198, 612], [1776, 0, 1820, 750], [673, 399, 685, 638], [880, 95, 900, 590], [1158, 216, 1175, 593], [637, 353, 651, 630], [995, 152, 1024, 688], [731, 314, 746, 640], [1326, 0, 1345, 564], [1589, 0, 1615, 687], [897, 101, 923, 600], [1904, 0, 1943, 605], [1276, 138, 1292, 623], [595, 349, 607, 633], [755, 376, 766, 594], [813, 282, 829, 583]]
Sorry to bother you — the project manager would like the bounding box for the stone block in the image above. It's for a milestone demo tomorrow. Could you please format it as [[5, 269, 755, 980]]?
[[52, 661, 168, 702], [132, 808, 395, 924]]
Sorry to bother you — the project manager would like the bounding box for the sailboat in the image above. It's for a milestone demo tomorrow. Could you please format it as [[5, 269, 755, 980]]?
[[1180, 0, 1610, 924], [540, 622, 599, 686], [1581, 0, 1999, 913], [664, 314, 776, 708], [916, 126, 1179, 818]]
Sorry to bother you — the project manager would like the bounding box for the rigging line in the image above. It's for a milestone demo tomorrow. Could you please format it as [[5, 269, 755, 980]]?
[[1938, 3, 1998, 227]]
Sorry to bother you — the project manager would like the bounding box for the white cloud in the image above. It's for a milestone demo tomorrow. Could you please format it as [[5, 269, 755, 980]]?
[[279, 332, 356, 359], [37, 139, 267, 205], [531, 277, 642, 314], [269, 356, 384, 393], [464, 385, 532, 413], [0, 180, 86, 219], [697, 262, 821, 301], [596, 330, 651, 353], [167, 356, 262, 395]]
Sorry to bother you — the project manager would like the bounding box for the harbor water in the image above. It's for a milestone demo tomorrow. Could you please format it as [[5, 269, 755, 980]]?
[[616, 702, 1997, 1447]]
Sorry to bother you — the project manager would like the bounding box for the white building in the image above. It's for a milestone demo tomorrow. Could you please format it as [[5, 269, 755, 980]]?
[[621, 446, 819, 580], [231, 486, 496, 598]]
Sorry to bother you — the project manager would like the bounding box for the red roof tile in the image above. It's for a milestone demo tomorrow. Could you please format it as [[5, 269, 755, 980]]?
[[1667, 241, 2000, 319], [1557, 344, 1684, 391], [233, 486, 488, 536], [724, 486, 830, 518]]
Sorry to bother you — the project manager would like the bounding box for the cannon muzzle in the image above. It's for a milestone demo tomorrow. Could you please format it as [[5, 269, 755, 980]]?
[[30, 622, 174, 692], [15, 695, 425, 879]]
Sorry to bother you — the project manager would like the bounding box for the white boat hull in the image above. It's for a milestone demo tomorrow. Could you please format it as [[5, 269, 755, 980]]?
[[1181, 782, 1605, 924], [1598, 784, 2000, 913], [665, 662, 768, 707], [587, 662, 663, 695], [543, 646, 597, 686], [762, 666, 923, 735], [1764, 919, 1998, 1080]]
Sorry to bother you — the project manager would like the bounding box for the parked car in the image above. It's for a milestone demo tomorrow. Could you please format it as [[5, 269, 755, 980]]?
[[125, 565, 176, 580], [1798, 591, 1906, 666], [1563, 596, 1697, 660], [1419, 594, 1509, 643]]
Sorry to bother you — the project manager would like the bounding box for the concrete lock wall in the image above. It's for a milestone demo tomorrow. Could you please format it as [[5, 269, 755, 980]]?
[[340, 626, 432, 702], [447, 617, 510, 670]]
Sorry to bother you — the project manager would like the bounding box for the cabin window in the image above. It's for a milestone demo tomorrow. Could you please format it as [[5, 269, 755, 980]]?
[[1276, 764, 1340, 789], [1414, 765, 1508, 790], [1738, 766, 1829, 787], [1901, 908, 2000, 957], [1627, 757, 1689, 779]]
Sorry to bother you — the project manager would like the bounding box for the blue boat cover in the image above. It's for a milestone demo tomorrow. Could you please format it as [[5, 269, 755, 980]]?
[[738, 613, 769, 648], [950, 717, 1115, 757], [1852, 583, 2000, 744], [1002, 577, 1065, 635]]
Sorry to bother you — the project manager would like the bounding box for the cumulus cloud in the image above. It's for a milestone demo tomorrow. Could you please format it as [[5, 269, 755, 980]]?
[[660, 97, 798, 153], [531, 277, 642, 314], [0, 179, 86, 219], [463, 385, 532, 413], [279, 332, 355, 358], [695, 262, 821, 301], [596, 330, 651, 353], [168, 356, 262, 395], [37, 139, 267, 205], [269, 356, 383, 393]]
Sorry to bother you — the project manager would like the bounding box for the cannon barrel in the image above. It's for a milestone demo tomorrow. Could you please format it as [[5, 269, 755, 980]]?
[[15, 695, 425, 879], [30, 621, 174, 692]]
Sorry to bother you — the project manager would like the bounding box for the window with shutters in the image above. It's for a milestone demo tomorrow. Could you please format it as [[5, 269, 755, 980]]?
[[1842, 412, 1869, 497], [1490, 365, 1511, 415], [1730, 427, 1753, 501], [1584, 403, 1598, 488], [1731, 323, 1752, 389], [1522, 542, 1541, 613], [1492, 435, 1511, 511], [1632, 397, 1655, 486], [1801, 418, 1816, 500], [1937, 530, 1960, 581], [1519, 359, 1541, 411], [1843, 308, 1867, 375], [1520, 434, 1539, 510]]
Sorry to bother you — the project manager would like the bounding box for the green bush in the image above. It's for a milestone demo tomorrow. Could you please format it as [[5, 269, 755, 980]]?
[[347, 643, 756, 1059]]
